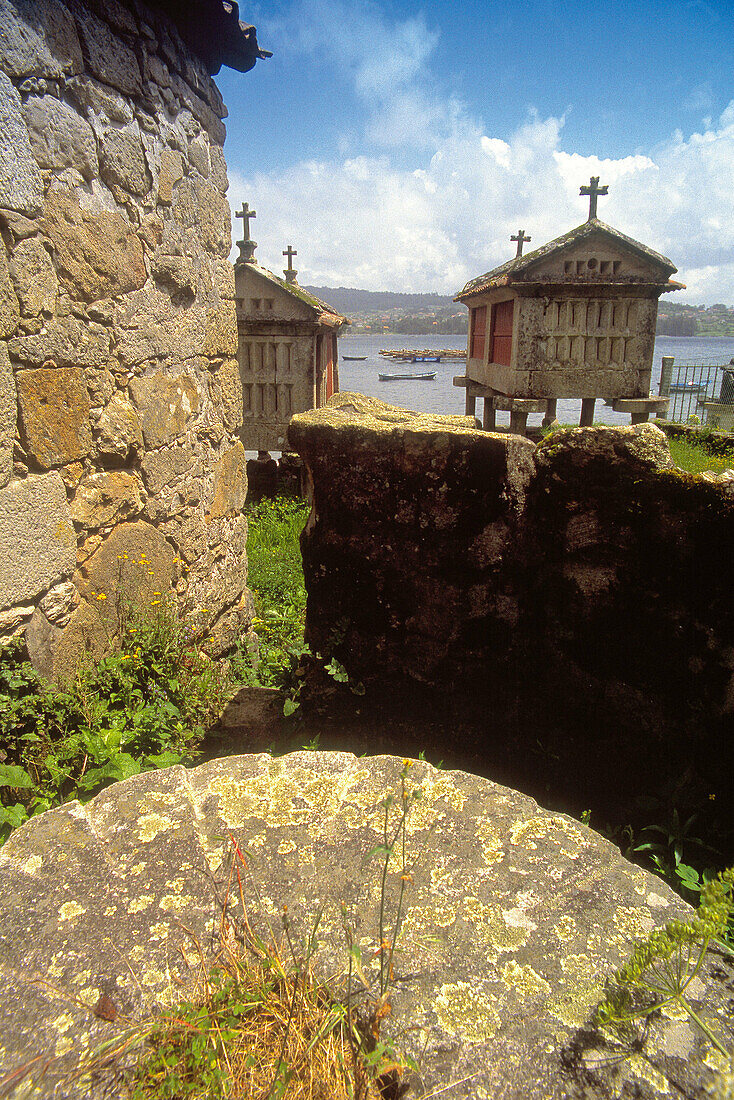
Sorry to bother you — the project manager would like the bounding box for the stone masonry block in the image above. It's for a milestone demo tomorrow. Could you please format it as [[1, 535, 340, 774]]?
[[17, 365, 92, 468], [0, 471, 75, 609]]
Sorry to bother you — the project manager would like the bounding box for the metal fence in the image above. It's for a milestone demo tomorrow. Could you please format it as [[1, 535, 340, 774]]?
[[659, 356, 734, 430]]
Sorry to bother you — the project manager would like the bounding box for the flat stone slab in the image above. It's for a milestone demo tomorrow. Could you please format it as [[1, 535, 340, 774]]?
[[0, 753, 731, 1098]]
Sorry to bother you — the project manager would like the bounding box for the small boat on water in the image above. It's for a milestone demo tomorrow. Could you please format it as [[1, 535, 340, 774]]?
[[342, 355, 368, 361], [378, 371, 436, 381], [669, 382, 707, 393]]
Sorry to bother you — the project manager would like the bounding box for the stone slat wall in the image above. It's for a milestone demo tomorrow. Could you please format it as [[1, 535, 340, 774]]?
[[0, 0, 250, 679], [289, 395, 734, 810]]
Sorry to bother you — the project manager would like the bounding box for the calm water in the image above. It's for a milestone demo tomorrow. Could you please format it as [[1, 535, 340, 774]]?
[[337, 332, 734, 428]]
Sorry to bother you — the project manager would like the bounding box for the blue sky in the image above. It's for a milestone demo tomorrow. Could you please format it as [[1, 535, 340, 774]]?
[[217, 0, 734, 301]]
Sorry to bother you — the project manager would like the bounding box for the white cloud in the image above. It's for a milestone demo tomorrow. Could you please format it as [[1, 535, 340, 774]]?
[[229, 1, 734, 304]]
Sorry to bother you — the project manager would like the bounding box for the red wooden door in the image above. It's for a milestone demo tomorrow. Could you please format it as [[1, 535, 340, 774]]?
[[490, 299, 514, 367], [325, 334, 335, 401], [470, 306, 486, 359]]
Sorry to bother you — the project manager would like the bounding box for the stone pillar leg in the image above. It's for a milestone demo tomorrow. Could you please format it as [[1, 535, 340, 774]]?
[[631, 412, 649, 425], [542, 399, 557, 427], [465, 392, 477, 417], [483, 398, 496, 431], [580, 398, 595, 427], [510, 410, 529, 436]]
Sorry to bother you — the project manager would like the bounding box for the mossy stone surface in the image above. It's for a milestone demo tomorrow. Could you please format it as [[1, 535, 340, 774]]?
[[0, 753, 731, 1098]]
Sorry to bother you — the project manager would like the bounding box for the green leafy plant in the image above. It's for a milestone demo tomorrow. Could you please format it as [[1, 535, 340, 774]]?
[[0, 599, 229, 844], [595, 868, 734, 1057]]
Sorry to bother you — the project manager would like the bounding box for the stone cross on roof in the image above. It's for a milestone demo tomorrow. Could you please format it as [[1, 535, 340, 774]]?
[[235, 202, 257, 263], [580, 176, 608, 221], [283, 244, 298, 284], [511, 229, 531, 257]]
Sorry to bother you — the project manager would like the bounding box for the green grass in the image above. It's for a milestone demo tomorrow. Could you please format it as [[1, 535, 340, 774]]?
[[229, 497, 311, 702], [667, 436, 734, 474]]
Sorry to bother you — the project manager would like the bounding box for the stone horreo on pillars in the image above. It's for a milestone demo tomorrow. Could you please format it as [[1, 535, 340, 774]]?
[[233, 205, 347, 453], [454, 178, 684, 434], [0, 0, 269, 677]]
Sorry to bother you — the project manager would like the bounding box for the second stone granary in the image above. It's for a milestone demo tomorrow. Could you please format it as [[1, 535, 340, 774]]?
[[455, 186, 683, 430], [234, 229, 347, 453]]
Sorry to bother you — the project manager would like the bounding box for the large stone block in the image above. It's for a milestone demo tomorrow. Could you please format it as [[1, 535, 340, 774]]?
[[8, 236, 58, 316], [74, 520, 176, 615], [141, 441, 197, 496], [22, 95, 98, 180], [49, 597, 110, 683], [0, 471, 75, 609], [0, 754, 730, 1099], [0, 241, 20, 338], [0, 0, 83, 79], [98, 122, 150, 196], [289, 393, 536, 682], [16, 365, 92, 468], [9, 315, 109, 366], [527, 366, 646, 400], [66, 0, 142, 97], [114, 285, 207, 366], [172, 179, 230, 256], [0, 344, 15, 488], [0, 70, 43, 217], [156, 149, 184, 205], [129, 372, 200, 449], [213, 356, 244, 433], [94, 391, 143, 463], [209, 441, 247, 519], [42, 190, 147, 303], [203, 300, 238, 357], [69, 471, 144, 531]]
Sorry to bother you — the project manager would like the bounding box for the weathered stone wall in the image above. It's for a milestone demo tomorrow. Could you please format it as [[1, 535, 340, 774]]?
[[0, 0, 250, 677], [289, 395, 734, 812]]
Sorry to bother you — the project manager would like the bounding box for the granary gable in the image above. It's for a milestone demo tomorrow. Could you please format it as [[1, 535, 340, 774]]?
[[233, 218, 347, 452], [236, 260, 345, 330], [456, 218, 682, 302]]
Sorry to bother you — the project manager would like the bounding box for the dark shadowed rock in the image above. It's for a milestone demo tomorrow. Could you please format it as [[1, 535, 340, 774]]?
[[0, 753, 730, 1099]]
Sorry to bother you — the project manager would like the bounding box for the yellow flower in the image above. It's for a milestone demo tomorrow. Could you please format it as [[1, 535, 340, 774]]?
[[152, 592, 161, 596], [147, 570, 154, 575], [151, 600, 161, 606], [96, 593, 107, 601]]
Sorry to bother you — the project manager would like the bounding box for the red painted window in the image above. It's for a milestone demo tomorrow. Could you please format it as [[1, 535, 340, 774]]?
[[490, 299, 514, 367], [469, 306, 487, 359]]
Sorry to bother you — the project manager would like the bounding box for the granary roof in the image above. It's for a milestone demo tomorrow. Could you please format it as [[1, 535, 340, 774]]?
[[455, 218, 682, 301], [153, 0, 271, 75], [243, 262, 348, 329]]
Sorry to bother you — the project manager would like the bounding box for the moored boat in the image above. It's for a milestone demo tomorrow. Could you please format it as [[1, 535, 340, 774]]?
[[378, 371, 436, 381], [342, 355, 368, 360]]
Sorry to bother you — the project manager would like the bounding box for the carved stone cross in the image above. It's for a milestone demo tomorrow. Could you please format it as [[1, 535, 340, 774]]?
[[236, 202, 256, 239], [235, 202, 257, 263], [580, 176, 608, 220], [283, 244, 298, 283], [511, 229, 531, 257]]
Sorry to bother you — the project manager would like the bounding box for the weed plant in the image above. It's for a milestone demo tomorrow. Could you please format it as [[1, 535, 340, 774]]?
[[8, 770, 423, 1099], [231, 498, 310, 698], [0, 598, 228, 842], [595, 868, 734, 1057], [234, 496, 358, 714]]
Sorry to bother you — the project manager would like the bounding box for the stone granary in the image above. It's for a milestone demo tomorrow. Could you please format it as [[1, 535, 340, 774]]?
[[0, 0, 269, 679], [454, 178, 683, 434], [233, 205, 347, 453]]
